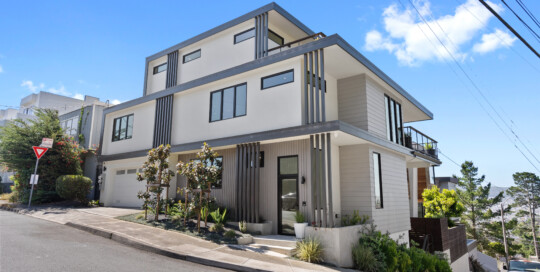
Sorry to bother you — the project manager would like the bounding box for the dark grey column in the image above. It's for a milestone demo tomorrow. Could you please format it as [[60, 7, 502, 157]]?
[[326, 133, 334, 227], [315, 50, 320, 123], [236, 145, 241, 221], [320, 49, 326, 122], [309, 135, 315, 223], [254, 16, 259, 59], [166, 51, 178, 88], [321, 133, 327, 227], [241, 144, 247, 221], [152, 94, 173, 148], [303, 54, 308, 125], [315, 134, 321, 226], [309, 52, 314, 124], [255, 142, 260, 223]]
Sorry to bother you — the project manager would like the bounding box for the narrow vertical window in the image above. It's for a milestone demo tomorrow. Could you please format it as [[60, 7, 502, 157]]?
[[222, 87, 235, 120], [235, 84, 247, 116], [373, 152, 383, 209], [384, 95, 403, 145], [385, 96, 391, 141], [396, 103, 402, 145], [210, 91, 222, 122]]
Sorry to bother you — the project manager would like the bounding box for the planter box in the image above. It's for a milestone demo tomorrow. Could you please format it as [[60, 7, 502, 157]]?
[[246, 221, 272, 235]]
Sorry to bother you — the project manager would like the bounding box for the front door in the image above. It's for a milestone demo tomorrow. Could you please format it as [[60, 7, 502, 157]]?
[[278, 156, 299, 235]]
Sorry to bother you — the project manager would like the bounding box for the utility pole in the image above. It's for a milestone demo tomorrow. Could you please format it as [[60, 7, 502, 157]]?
[[501, 203, 510, 269]]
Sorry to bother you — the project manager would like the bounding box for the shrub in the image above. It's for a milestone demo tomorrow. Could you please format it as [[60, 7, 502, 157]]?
[[224, 229, 236, 239], [294, 211, 305, 223], [352, 243, 383, 272], [294, 237, 323, 263], [239, 221, 247, 233], [209, 223, 224, 233], [422, 185, 464, 227], [342, 211, 369, 226], [210, 208, 227, 225], [135, 213, 145, 220], [56, 175, 92, 203]]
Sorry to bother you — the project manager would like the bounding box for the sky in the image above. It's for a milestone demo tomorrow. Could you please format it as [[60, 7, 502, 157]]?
[[1, 0, 539, 187]]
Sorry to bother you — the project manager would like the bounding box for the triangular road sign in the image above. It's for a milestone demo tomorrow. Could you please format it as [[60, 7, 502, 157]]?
[[32, 146, 48, 159]]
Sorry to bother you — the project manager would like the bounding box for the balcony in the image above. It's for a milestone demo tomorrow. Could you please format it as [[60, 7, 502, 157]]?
[[403, 126, 438, 160], [267, 32, 326, 55]]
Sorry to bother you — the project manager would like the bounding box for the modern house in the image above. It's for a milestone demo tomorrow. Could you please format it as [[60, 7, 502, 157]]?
[[59, 95, 107, 200], [97, 2, 444, 267]]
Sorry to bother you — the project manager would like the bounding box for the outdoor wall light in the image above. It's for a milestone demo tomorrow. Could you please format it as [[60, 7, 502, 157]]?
[[301, 176, 306, 184]]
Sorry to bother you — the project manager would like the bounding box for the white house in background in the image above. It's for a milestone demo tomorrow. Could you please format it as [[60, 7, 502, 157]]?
[[97, 2, 447, 268]]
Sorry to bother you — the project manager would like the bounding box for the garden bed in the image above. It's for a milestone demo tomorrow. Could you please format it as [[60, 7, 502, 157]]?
[[116, 212, 241, 244]]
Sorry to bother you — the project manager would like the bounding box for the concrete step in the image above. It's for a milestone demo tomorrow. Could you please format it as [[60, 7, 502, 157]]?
[[252, 235, 297, 248], [250, 243, 294, 256]]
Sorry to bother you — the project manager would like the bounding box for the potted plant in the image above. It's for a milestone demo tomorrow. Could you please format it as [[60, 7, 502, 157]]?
[[294, 211, 308, 239], [404, 132, 412, 148], [424, 143, 436, 156]]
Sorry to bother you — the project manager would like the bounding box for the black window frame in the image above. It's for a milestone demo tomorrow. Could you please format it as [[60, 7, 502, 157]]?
[[111, 114, 134, 142], [153, 63, 167, 74], [384, 95, 403, 145], [234, 28, 255, 44], [209, 83, 247, 122], [261, 69, 294, 90], [182, 49, 201, 63], [191, 156, 223, 189], [373, 152, 383, 209], [268, 29, 284, 46]]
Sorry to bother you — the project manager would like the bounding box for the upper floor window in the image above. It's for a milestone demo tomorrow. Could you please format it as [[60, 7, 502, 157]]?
[[385, 95, 403, 145], [268, 30, 284, 46], [210, 83, 247, 122], [261, 69, 294, 90], [192, 157, 223, 189], [373, 152, 383, 209], [60, 116, 78, 137], [153, 63, 167, 74], [234, 28, 255, 44], [112, 114, 134, 142], [183, 49, 201, 63]]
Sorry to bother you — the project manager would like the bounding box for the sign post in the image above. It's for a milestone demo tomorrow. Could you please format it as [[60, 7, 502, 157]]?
[[28, 146, 48, 208]]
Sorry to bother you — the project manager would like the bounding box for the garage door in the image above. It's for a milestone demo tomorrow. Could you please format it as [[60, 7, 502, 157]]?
[[111, 168, 146, 208]]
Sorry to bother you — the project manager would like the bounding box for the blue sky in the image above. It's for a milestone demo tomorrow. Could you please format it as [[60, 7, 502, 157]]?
[[1, 0, 539, 187]]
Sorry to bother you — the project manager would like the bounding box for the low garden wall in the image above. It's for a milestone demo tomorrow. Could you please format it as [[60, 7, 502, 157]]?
[[304, 225, 364, 267]]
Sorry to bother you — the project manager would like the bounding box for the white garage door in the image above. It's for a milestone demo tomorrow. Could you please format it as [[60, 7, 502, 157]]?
[[111, 168, 146, 208]]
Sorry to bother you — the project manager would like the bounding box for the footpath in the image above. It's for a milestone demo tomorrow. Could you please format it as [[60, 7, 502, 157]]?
[[0, 201, 351, 272]]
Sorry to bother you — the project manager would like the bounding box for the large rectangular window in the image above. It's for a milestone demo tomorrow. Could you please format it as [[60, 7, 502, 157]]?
[[261, 69, 294, 90], [373, 152, 383, 209], [153, 63, 167, 74], [192, 157, 223, 189], [384, 95, 403, 145], [210, 83, 247, 122], [112, 114, 134, 142], [182, 49, 201, 63]]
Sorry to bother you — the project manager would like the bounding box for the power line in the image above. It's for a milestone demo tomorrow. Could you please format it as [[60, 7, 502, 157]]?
[[501, 0, 540, 42], [515, 0, 540, 29], [438, 149, 462, 168], [478, 0, 540, 58], [402, 0, 540, 173]]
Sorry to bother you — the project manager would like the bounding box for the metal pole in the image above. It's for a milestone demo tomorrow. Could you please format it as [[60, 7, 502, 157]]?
[[501, 203, 509, 269], [28, 158, 39, 209]]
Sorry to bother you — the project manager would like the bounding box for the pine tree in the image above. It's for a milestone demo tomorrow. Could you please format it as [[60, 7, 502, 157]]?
[[507, 172, 540, 257], [456, 161, 503, 251]]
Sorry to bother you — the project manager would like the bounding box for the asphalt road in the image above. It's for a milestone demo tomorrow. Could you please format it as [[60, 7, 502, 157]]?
[[0, 210, 229, 272]]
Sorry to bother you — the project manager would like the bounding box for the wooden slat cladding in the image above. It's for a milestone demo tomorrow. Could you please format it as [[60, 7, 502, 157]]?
[[166, 51, 178, 88], [152, 95, 174, 148], [236, 142, 261, 223], [303, 49, 325, 124], [309, 133, 334, 227], [254, 12, 268, 59]]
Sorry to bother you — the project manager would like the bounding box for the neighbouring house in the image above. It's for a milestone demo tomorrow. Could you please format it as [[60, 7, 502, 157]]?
[[435, 176, 458, 190], [97, 2, 442, 267], [59, 95, 107, 200]]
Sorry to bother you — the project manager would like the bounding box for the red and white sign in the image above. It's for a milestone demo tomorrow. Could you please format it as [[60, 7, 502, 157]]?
[[40, 138, 53, 148], [32, 146, 48, 159]]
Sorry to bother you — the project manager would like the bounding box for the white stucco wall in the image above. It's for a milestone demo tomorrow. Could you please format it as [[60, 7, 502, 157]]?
[[146, 55, 167, 95]]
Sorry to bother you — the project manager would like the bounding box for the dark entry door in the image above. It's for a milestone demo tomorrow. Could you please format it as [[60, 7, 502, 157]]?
[[278, 155, 299, 235]]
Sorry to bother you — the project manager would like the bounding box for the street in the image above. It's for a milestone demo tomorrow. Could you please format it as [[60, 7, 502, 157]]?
[[0, 210, 229, 272]]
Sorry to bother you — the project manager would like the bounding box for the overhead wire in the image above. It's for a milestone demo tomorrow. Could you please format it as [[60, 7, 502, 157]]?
[[501, 0, 540, 42], [515, 0, 540, 29]]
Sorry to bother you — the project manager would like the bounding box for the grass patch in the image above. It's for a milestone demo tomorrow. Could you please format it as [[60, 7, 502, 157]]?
[[116, 213, 240, 244], [0, 192, 14, 202]]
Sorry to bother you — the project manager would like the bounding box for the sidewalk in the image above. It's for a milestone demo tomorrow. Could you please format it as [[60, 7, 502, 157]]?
[[0, 202, 351, 272]]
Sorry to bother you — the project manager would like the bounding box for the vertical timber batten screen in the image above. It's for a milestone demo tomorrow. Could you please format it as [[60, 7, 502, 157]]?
[[152, 94, 174, 148], [166, 51, 178, 88], [303, 49, 326, 125], [235, 142, 261, 223], [309, 133, 333, 227]]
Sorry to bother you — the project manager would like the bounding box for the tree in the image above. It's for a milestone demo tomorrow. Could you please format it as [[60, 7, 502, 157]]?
[[176, 142, 221, 232], [513, 219, 538, 257], [507, 172, 540, 257], [456, 161, 503, 251], [136, 144, 175, 221], [422, 185, 465, 227], [484, 218, 519, 258], [0, 109, 84, 203]]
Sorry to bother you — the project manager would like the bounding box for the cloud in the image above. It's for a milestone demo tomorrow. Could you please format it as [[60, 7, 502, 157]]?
[[21, 80, 45, 93], [473, 28, 516, 54], [72, 93, 84, 100], [364, 0, 506, 66], [47, 85, 71, 96], [111, 99, 122, 105]]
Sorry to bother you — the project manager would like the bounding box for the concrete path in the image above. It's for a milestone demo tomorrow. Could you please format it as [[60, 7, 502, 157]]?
[[0, 203, 349, 272]]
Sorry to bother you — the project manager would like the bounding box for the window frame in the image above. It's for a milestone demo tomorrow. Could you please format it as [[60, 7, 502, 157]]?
[[153, 63, 167, 74], [373, 152, 383, 209], [384, 95, 403, 145], [111, 114, 134, 142], [234, 28, 255, 44], [182, 49, 201, 63], [268, 29, 284, 46], [260, 69, 294, 90], [209, 83, 247, 123]]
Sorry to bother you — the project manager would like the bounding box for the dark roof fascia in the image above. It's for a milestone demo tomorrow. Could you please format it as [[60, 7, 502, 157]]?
[[145, 2, 314, 63], [334, 38, 433, 119]]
